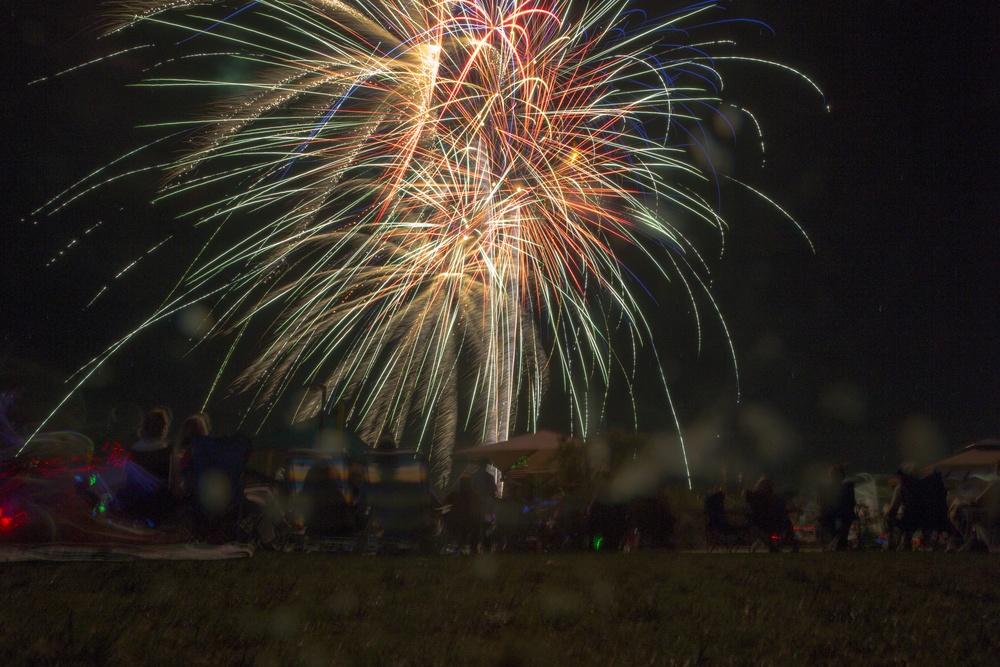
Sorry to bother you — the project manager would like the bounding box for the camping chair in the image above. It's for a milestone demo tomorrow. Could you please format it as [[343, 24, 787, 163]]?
[[817, 481, 857, 551], [185, 433, 251, 543], [285, 451, 362, 551], [114, 458, 174, 528], [891, 471, 953, 550], [704, 490, 744, 552], [988, 514, 1000, 552], [491, 497, 533, 551], [744, 489, 797, 553], [850, 502, 880, 551], [360, 449, 437, 554]]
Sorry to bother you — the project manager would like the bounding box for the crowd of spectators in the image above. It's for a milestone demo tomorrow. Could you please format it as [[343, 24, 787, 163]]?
[[4, 399, 999, 553]]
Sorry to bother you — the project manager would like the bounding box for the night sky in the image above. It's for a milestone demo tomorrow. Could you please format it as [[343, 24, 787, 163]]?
[[2, 1, 998, 482]]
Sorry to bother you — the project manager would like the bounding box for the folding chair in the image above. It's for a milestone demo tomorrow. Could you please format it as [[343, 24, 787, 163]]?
[[817, 490, 857, 551], [285, 450, 362, 551], [744, 488, 797, 553], [895, 471, 952, 550], [704, 490, 744, 552], [360, 449, 437, 554], [186, 433, 251, 543]]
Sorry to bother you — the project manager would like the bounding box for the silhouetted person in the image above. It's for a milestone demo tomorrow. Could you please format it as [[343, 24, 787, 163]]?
[[819, 464, 856, 550], [448, 476, 483, 552], [746, 475, 797, 552], [303, 459, 355, 536], [119, 407, 174, 525], [587, 486, 629, 552], [885, 464, 950, 550], [130, 407, 172, 483], [170, 413, 211, 501], [469, 463, 498, 548]]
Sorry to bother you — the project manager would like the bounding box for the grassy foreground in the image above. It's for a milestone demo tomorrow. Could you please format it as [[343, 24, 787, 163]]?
[[3, 551, 998, 666]]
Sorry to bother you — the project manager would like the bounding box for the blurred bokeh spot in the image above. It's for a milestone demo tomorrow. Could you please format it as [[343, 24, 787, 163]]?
[[895, 414, 946, 467], [740, 403, 798, 466], [175, 303, 215, 340]]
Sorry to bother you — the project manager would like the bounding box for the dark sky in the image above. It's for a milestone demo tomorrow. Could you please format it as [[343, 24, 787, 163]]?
[[2, 1, 998, 479]]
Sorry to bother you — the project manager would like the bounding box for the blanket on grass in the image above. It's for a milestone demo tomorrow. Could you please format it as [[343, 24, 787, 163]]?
[[0, 542, 254, 561]]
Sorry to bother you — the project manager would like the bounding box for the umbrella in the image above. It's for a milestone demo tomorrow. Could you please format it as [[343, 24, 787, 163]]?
[[929, 439, 1000, 481], [454, 431, 578, 474]]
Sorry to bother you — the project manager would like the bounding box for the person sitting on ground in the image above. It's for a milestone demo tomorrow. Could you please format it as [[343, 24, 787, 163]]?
[[169, 412, 211, 502], [818, 464, 856, 551], [118, 406, 174, 524], [130, 407, 172, 483]]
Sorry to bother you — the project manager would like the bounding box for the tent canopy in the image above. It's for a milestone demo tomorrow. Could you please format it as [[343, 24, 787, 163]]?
[[253, 422, 367, 456], [453, 430, 579, 474], [248, 422, 369, 478], [929, 439, 1000, 482]]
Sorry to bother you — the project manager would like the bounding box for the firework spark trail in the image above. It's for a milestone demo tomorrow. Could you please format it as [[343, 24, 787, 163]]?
[[29, 0, 822, 487]]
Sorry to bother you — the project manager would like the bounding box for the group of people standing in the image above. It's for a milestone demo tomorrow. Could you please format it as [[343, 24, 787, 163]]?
[[880, 461, 999, 552], [817, 462, 999, 552], [710, 461, 999, 553]]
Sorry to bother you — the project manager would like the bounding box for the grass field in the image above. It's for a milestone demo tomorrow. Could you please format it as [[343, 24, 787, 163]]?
[[3, 551, 998, 666]]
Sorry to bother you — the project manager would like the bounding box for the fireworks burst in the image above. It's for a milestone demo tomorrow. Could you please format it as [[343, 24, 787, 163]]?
[[31, 0, 822, 484]]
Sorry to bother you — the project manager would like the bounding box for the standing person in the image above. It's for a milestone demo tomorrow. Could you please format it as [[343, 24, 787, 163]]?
[[883, 463, 915, 549], [818, 464, 856, 550], [884, 462, 950, 550], [470, 460, 498, 548], [447, 476, 483, 553], [170, 413, 212, 501]]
